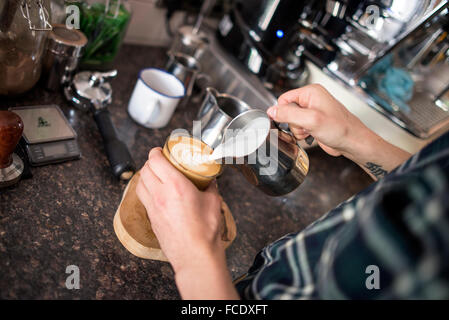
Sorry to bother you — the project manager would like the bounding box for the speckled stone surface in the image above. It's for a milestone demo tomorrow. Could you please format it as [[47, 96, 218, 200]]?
[[0, 44, 373, 299]]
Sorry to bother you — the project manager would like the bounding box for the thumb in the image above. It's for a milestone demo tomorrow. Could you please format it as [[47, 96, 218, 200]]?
[[267, 104, 320, 131]]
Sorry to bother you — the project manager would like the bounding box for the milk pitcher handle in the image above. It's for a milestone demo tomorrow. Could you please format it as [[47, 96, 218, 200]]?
[[272, 103, 315, 146], [272, 121, 315, 147]]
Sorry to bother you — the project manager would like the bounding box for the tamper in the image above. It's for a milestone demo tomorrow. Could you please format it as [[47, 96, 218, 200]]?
[[0, 111, 24, 188]]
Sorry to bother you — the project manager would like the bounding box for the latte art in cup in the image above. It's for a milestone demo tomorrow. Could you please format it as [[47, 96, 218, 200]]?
[[171, 142, 217, 174], [163, 134, 222, 190]]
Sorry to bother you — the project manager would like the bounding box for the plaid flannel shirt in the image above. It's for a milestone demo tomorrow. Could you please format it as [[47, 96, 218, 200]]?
[[235, 131, 449, 299]]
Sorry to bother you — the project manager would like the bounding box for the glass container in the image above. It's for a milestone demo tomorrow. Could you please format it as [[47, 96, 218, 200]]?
[[0, 0, 52, 95], [73, 0, 131, 70]]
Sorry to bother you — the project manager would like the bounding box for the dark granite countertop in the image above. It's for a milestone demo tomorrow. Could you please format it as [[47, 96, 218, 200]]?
[[0, 44, 373, 299]]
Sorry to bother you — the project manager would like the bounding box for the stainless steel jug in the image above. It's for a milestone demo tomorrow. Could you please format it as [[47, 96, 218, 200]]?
[[195, 88, 309, 196], [196, 87, 251, 148], [165, 52, 200, 97]]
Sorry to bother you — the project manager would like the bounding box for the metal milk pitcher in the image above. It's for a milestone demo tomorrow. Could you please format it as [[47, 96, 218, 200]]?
[[195, 88, 309, 196], [165, 52, 200, 97], [195, 87, 251, 148]]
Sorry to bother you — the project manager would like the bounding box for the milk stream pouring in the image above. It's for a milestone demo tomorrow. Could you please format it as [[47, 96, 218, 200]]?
[[208, 117, 271, 161], [177, 117, 270, 166], [195, 92, 309, 196]]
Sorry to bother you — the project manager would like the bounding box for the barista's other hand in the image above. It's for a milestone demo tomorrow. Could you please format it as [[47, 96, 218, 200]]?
[[136, 148, 224, 275], [266, 84, 371, 157]]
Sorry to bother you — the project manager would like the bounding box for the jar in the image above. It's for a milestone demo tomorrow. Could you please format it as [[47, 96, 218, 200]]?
[[42, 24, 88, 91], [0, 0, 52, 95], [73, 0, 132, 70]]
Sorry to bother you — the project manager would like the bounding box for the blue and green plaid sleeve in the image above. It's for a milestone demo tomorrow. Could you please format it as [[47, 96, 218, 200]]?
[[235, 132, 449, 300]]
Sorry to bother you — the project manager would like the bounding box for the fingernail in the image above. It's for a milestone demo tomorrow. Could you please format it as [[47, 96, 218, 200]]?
[[267, 107, 277, 118]]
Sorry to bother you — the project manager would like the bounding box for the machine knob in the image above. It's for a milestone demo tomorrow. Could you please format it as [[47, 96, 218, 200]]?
[[0, 111, 24, 169]]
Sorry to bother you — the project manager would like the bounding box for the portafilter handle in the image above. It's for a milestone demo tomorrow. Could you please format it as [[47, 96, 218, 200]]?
[[88, 70, 118, 87], [92, 100, 135, 181], [65, 69, 135, 181]]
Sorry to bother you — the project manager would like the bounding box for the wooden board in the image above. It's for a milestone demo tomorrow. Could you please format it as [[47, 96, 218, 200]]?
[[113, 171, 237, 261]]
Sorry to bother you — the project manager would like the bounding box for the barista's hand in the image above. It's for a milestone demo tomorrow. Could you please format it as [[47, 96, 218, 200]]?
[[267, 84, 370, 157], [136, 148, 239, 299], [267, 84, 411, 180], [136, 148, 223, 274]]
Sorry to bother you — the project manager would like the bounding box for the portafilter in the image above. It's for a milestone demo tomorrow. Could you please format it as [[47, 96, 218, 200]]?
[[64, 70, 135, 180]]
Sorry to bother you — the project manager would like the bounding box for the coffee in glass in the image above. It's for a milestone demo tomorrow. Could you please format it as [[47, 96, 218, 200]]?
[[162, 133, 222, 190]]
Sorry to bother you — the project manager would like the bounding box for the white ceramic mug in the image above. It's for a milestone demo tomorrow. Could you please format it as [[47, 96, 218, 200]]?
[[128, 68, 185, 128]]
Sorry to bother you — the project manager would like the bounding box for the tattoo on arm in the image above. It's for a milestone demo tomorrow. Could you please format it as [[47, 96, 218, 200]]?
[[364, 162, 388, 179]]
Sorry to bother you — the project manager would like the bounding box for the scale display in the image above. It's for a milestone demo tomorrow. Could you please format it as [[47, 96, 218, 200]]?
[[10, 105, 81, 166], [12, 105, 76, 144], [43, 143, 66, 156]]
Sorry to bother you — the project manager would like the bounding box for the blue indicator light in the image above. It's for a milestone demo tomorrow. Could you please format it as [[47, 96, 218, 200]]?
[[276, 29, 284, 38]]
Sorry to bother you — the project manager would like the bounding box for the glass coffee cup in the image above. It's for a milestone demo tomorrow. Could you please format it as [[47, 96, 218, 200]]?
[[162, 132, 222, 190]]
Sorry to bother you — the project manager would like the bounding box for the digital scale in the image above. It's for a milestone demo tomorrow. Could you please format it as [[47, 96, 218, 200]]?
[[10, 105, 81, 166]]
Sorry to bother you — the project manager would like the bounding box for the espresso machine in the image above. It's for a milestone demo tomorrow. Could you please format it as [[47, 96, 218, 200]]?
[[213, 0, 449, 139], [215, 0, 311, 96], [295, 0, 449, 139]]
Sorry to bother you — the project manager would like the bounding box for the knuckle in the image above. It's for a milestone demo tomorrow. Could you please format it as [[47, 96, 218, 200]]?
[[148, 156, 163, 173], [310, 83, 324, 92], [211, 218, 221, 234], [148, 147, 162, 161], [309, 84, 328, 97], [136, 181, 144, 198], [170, 174, 191, 197], [153, 194, 166, 208], [173, 179, 185, 195], [276, 108, 284, 120], [309, 110, 323, 127], [148, 148, 157, 159], [208, 205, 221, 224], [279, 105, 293, 119]]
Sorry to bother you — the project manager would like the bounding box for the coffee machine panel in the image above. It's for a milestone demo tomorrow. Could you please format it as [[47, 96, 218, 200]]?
[[296, 0, 449, 139], [216, 0, 449, 139], [216, 0, 311, 95]]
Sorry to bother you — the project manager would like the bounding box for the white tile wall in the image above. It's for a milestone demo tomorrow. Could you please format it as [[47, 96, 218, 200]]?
[[123, 0, 186, 47]]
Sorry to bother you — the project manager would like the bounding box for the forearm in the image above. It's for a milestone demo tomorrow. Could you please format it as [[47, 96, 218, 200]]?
[[343, 128, 411, 180], [175, 251, 239, 300]]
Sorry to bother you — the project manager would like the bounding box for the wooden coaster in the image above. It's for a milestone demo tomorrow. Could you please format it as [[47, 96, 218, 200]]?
[[113, 171, 237, 261]]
